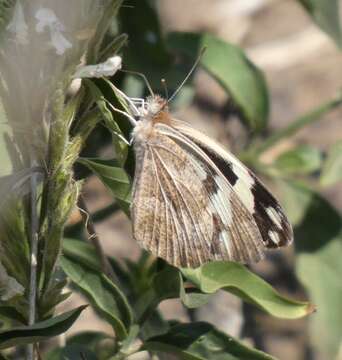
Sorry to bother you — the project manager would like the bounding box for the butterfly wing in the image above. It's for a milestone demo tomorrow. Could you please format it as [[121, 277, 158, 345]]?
[[166, 119, 293, 250], [131, 131, 215, 267], [132, 118, 292, 268]]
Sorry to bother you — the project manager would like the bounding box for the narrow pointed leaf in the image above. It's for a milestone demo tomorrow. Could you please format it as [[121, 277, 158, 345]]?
[[60, 256, 133, 341], [0, 305, 87, 349], [182, 262, 313, 319], [167, 32, 269, 131], [84, 79, 128, 165], [78, 157, 131, 213], [144, 322, 277, 360]]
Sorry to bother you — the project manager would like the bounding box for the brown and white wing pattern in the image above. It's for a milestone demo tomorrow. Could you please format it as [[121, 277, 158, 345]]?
[[132, 119, 292, 268], [131, 131, 215, 267], [165, 119, 293, 250]]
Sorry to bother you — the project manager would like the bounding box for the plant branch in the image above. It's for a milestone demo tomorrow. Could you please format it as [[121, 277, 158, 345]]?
[[253, 90, 342, 156], [27, 159, 40, 360]]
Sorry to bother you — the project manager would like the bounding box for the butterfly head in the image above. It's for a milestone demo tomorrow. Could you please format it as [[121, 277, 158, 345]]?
[[136, 95, 170, 126], [132, 95, 170, 143], [144, 95, 168, 118]]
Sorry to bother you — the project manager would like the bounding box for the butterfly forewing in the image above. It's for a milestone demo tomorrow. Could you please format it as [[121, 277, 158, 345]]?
[[131, 98, 293, 268], [170, 120, 293, 250]]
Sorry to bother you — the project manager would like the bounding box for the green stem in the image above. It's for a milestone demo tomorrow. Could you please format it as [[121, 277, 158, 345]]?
[[254, 90, 342, 156], [27, 158, 39, 360]]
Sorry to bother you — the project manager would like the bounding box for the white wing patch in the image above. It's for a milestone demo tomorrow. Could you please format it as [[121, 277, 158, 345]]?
[[167, 120, 293, 250], [231, 161, 255, 213]]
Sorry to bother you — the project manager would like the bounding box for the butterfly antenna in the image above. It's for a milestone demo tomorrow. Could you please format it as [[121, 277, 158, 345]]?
[[161, 78, 169, 101], [168, 47, 207, 103], [120, 69, 154, 97]]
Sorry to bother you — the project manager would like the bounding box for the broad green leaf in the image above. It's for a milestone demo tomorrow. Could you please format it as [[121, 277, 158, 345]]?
[[140, 309, 169, 340], [77, 157, 131, 214], [320, 140, 342, 186], [45, 331, 114, 360], [84, 80, 128, 165], [60, 256, 133, 341], [167, 32, 269, 131], [182, 262, 313, 319], [280, 180, 342, 359], [45, 345, 97, 360], [180, 277, 212, 309], [66, 330, 112, 349], [133, 266, 181, 323], [63, 238, 102, 272], [134, 264, 210, 324], [0, 305, 86, 349], [297, 0, 342, 47], [144, 322, 277, 360], [63, 238, 132, 297], [273, 145, 322, 175]]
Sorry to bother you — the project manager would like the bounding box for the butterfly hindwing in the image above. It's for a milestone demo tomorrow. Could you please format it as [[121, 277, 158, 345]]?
[[131, 131, 215, 267]]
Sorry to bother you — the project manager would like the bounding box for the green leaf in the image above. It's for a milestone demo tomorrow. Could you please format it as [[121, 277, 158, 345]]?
[[63, 238, 132, 297], [0, 351, 9, 360], [0, 305, 87, 349], [0, 306, 26, 324], [182, 262, 313, 319], [279, 180, 342, 358], [77, 157, 131, 214], [167, 32, 269, 131], [320, 140, 342, 186], [45, 345, 97, 360], [297, 0, 342, 47], [39, 278, 72, 318], [144, 322, 277, 360], [60, 256, 133, 341], [84, 80, 128, 165], [133, 266, 181, 323], [273, 145, 322, 175], [45, 331, 114, 360], [63, 238, 102, 272], [134, 264, 210, 324], [140, 309, 169, 340]]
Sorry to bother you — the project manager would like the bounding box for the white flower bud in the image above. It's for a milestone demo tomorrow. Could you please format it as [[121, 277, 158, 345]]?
[[73, 55, 122, 79]]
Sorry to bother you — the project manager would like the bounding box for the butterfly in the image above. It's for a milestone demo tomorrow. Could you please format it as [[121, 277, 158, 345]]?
[[119, 93, 293, 269], [109, 55, 293, 269]]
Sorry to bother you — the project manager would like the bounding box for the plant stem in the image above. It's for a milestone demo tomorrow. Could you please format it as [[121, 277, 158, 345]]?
[[27, 159, 40, 360], [254, 90, 342, 156]]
